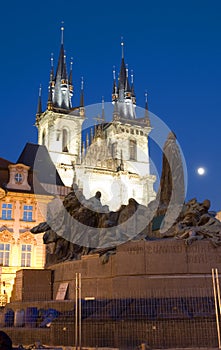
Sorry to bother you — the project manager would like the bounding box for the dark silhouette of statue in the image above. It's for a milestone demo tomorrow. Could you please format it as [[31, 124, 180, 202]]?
[[155, 131, 186, 233], [31, 132, 221, 265]]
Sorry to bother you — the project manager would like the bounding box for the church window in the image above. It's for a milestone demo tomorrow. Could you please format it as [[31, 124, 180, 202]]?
[[23, 205, 33, 222], [0, 243, 10, 266], [1, 204, 12, 220], [21, 244, 32, 267], [62, 128, 69, 152], [42, 130, 46, 146], [129, 140, 137, 161]]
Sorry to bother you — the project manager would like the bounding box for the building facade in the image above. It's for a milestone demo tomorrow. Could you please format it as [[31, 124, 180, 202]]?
[[35, 28, 156, 210], [0, 157, 55, 303]]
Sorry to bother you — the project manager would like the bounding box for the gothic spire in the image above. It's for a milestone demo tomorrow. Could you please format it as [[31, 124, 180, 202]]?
[[47, 82, 53, 110], [124, 64, 131, 92], [51, 25, 72, 110], [62, 51, 68, 82], [80, 77, 84, 107], [69, 57, 73, 85], [55, 26, 65, 82], [145, 91, 148, 116], [131, 70, 134, 95], [68, 57, 74, 105], [36, 85, 42, 115], [112, 66, 117, 97], [50, 53, 54, 82], [101, 96, 105, 122], [112, 38, 136, 120], [144, 91, 150, 126], [118, 39, 126, 91]]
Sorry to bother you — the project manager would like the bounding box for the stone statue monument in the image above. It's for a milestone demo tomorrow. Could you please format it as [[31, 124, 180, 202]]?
[[31, 132, 221, 265]]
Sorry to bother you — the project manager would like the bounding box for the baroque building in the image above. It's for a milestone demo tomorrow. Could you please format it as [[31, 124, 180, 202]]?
[[0, 146, 68, 303], [36, 27, 156, 211]]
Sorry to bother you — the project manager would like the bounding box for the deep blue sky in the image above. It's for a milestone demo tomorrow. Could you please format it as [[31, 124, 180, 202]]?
[[0, 0, 221, 210]]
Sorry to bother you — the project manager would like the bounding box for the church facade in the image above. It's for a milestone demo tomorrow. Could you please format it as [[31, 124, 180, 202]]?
[[35, 27, 156, 210]]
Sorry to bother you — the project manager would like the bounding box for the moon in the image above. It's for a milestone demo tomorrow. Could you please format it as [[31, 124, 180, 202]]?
[[197, 167, 205, 175]]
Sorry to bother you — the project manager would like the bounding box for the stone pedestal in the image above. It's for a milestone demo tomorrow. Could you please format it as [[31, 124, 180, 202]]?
[[49, 239, 220, 299], [7, 239, 221, 348]]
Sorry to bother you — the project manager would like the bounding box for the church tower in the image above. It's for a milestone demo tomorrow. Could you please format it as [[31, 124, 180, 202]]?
[[77, 41, 156, 210], [35, 26, 85, 187], [112, 40, 136, 119], [109, 40, 153, 181], [35, 29, 156, 209]]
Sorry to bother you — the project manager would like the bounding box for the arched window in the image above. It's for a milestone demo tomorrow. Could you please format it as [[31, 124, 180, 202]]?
[[129, 139, 137, 161], [62, 128, 69, 152], [42, 130, 46, 146]]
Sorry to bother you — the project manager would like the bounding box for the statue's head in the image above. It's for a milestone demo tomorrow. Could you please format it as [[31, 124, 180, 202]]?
[[95, 191, 101, 199]]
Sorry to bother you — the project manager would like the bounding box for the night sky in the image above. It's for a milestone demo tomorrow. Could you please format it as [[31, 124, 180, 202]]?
[[0, 0, 221, 210]]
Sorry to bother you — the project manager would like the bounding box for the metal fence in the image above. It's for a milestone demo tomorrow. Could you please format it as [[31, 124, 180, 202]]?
[[0, 284, 220, 349]]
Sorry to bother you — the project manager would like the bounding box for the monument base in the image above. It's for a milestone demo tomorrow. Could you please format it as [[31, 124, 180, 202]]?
[[5, 239, 221, 349]]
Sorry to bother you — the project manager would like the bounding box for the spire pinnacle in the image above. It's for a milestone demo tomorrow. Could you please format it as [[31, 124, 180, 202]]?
[[80, 76, 84, 107], [36, 84, 42, 115], [102, 96, 105, 121], [51, 53, 54, 68], [70, 57, 73, 70], [125, 63, 130, 92], [121, 36, 124, 59], [61, 22, 64, 45], [112, 65, 118, 99], [69, 57, 73, 85], [47, 83, 53, 110], [126, 64, 128, 78], [145, 91, 148, 108], [119, 38, 126, 91], [131, 69, 134, 84], [113, 65, 116, 80], [49, 53, 54, 82], [144, 90, 150, 126]]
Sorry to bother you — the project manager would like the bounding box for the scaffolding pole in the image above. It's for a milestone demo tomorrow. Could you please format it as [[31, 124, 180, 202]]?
[[75, 272, 82, 350]]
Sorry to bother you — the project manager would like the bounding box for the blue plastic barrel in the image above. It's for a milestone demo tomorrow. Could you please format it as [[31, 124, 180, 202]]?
[[25, 307, 38, 328]]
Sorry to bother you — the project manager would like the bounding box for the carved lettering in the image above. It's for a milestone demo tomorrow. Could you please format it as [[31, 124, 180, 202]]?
[[127, 247, 144, 254], [146, 245, 184, 254], [187, 253, 221, 264]]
